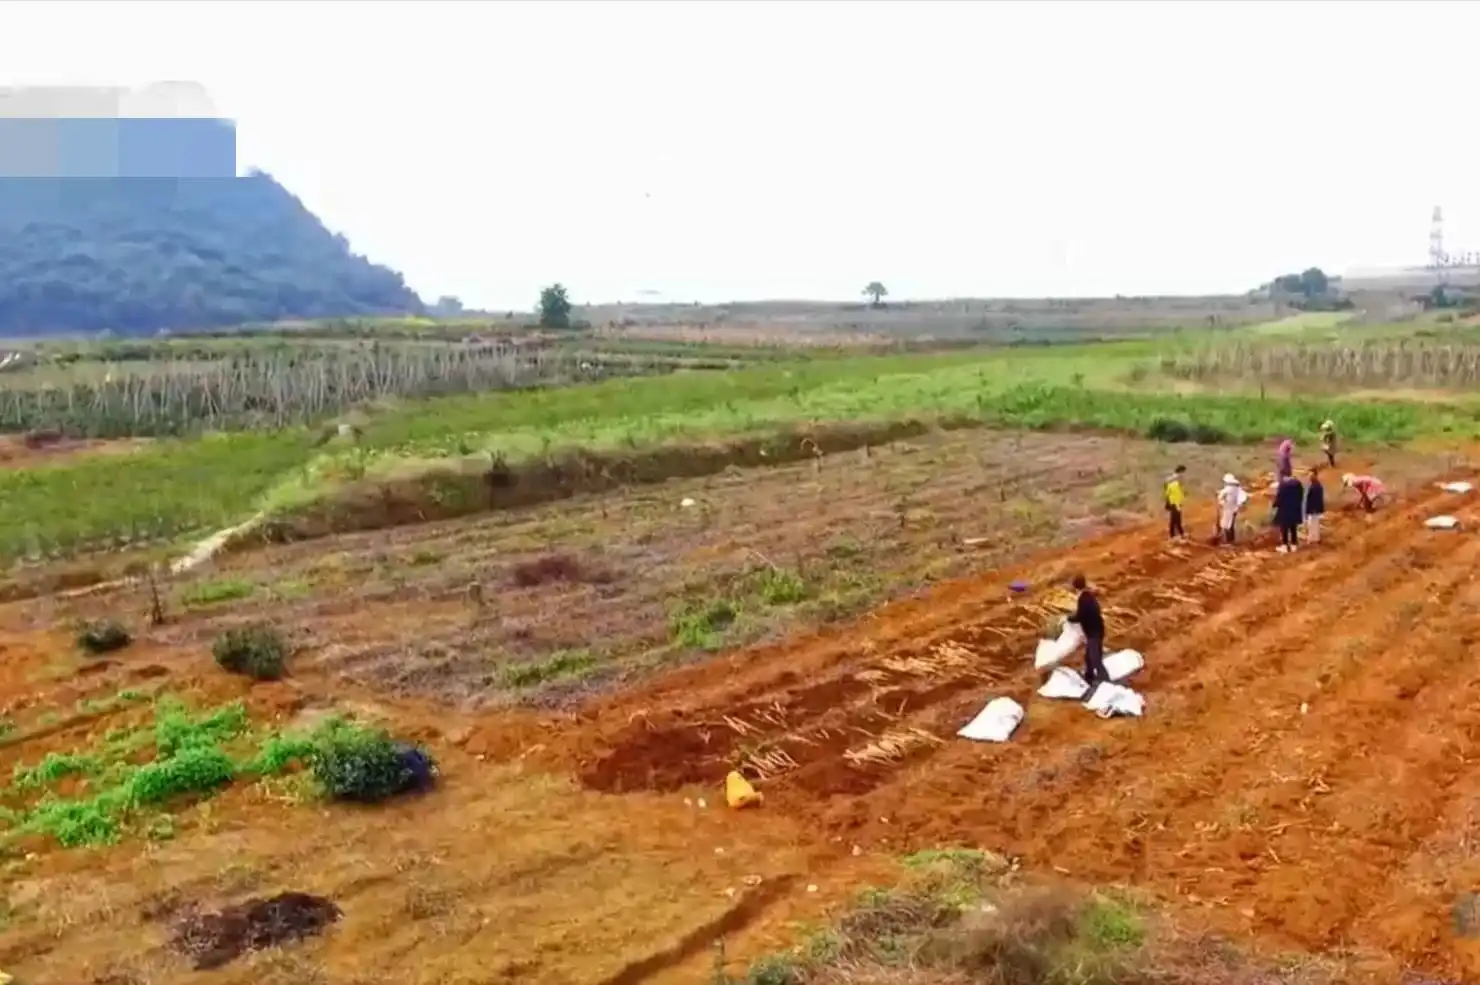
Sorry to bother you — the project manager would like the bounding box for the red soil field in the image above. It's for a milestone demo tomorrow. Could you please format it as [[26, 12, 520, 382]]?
[[545, 480, 1480, 982], [2, 443, 1476, 984]]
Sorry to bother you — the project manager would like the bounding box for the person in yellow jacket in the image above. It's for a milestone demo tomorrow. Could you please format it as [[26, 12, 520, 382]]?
[[1164, 465, 1187, 540]]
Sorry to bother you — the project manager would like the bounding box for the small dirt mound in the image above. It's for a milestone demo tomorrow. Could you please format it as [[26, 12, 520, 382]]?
[[510, 553, 604, 587], [171, 892, 341, 970]]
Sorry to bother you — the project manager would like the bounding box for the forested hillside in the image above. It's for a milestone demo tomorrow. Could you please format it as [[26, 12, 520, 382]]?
[[0, 171, 423, 335]]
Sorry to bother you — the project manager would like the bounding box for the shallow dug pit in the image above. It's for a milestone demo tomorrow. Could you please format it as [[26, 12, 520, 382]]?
[[509, 552, 612, 588], [171, 892, 341, 969]]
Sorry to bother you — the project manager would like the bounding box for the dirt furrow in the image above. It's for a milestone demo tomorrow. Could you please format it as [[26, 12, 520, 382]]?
[[794, 490, 1458, 836], [1217, 565, 1480, 960], [574, 518, 1250, 794]]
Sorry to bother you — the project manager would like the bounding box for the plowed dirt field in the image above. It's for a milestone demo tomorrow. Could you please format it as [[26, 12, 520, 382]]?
[[1, 440, 1477, 985], [559, 477, 1480, 982]]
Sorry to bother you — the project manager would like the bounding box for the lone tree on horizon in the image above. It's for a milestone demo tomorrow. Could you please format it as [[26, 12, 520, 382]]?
[[539, 283, 573, 329], [863, 281, 888, 308]]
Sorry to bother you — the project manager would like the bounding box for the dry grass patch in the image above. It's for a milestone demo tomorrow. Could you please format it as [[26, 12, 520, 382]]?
[[721, 849, 1344, 985]]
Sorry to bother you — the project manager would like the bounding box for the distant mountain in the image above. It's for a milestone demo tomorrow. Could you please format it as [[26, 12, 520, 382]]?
[[0, 170, 423, 335]]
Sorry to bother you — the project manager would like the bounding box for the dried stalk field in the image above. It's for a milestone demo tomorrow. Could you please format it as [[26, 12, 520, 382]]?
[[0, 340, 746, 437], [1159, 338, 1480, 390]]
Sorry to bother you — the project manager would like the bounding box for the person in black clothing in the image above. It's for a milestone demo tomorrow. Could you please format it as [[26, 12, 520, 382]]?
[[1273, 474, 1304, 552], [1305, 468, 1326, 545], [1065, 574, 1107, 685]]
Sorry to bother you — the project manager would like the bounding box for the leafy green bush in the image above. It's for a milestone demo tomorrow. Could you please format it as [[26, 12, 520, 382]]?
[[125, 745, 236, 806], [212, 624, 288, 680], [310, 720, 436, 803], [77, 619, 132, 655]]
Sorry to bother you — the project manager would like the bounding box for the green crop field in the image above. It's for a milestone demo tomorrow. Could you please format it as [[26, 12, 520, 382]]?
[[1, 330, 1477, 565]]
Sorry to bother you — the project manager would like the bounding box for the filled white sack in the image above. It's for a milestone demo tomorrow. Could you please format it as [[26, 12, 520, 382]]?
[[1084, 683, 1145, 719], [1033, 622, 1085, 670], [1439, 481, 1474, 494], [1037, 666, 1089, 700], [1103, 649, 1144, 683], [1426, 515, 1461, 530], [958, 697, 1024, 742]]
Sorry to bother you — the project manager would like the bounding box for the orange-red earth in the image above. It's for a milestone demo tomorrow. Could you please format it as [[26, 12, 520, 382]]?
[[1, 442, 1477, 984]]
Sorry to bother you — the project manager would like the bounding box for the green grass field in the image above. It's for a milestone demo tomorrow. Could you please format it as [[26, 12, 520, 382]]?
[[1, 334, 1477, 564]]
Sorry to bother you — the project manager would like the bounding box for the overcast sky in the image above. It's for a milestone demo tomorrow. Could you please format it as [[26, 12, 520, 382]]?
[[3, 0, 1475, 309]]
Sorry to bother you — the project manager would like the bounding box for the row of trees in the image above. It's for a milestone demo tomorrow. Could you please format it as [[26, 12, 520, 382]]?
[[532, 282, 896, 326]]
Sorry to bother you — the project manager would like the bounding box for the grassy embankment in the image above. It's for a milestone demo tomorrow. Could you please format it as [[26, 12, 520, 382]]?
[[0, 340, 1473, 564]]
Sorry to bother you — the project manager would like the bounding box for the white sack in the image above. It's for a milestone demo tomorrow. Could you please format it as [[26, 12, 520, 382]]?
[[958, 697, 1024, 742], [1084, 683, 1145, 719], [1425, 515, 1461, 530], [1037, 666, 1090, 700], [1103, 649, 1145, 683], [1439, 481, 1474, 494], [1033, 622, 1085, 670]]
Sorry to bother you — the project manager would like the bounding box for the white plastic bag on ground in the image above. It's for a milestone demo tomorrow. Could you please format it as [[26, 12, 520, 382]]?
[[1034, 622, 1085, 670], [1084, 684, 1145, 719], [1038, 666, 1089, 700], [1103, 649, 1145, 682], [958, 697, 1024, 742], [1439, 482, 1473, 494], [1426, 515, 1461, 529]]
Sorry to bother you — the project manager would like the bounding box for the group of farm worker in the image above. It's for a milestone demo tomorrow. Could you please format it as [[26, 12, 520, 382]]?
[[1160, 420, 1385, 553]]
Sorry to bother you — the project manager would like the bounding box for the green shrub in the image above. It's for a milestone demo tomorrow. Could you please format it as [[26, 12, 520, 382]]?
[[757, 568, 809, 605], [212, 624, 288, 680], [124, 745, 236, 806], [671, 599, 738, 648], [744, 954, 803, 985], [1144, 417, 1191, 443], [77, 619, 132, 655], [310, 720, 436, 803], [1188, 422, 1232, 445]]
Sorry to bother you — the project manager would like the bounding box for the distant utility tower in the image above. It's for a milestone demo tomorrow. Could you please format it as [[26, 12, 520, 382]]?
[[1430, 206, 1450, 285]]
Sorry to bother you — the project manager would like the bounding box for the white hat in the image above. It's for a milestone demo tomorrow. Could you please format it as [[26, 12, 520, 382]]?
[[1341, 473, 1355, 486], [1222, 473, 1239, 485]]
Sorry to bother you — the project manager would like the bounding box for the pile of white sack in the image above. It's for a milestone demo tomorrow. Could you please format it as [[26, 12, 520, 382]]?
[[957, 618, 1147, 743]]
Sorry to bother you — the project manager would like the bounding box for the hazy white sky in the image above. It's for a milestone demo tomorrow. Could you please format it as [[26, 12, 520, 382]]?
[[3, 0, 1476, 309]]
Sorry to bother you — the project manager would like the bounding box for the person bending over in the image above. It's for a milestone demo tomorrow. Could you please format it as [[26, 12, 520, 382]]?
[[1342, 473, 1384, 513]]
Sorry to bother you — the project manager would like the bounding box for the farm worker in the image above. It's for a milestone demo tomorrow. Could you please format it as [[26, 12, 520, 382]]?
[[1305, 467, 1327, 544], [1065, 574, 1107, 686], [1216, 474, 1247, 544], [1275, 438, 1294, 480], [1319, 420, 1337, 467], [1164, 465, 1187, 540], [1342, 473, 1385, 512], [1274, 475, 1305, 552]]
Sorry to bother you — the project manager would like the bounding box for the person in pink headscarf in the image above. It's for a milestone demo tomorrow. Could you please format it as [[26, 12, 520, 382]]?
[[1275, 438, 1294, 480]]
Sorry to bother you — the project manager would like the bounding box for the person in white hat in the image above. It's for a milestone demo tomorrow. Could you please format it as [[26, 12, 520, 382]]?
[[1215, 473, 1248, 544]]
